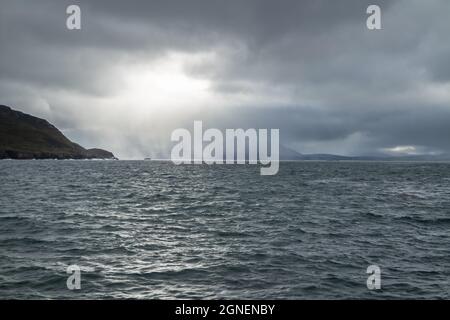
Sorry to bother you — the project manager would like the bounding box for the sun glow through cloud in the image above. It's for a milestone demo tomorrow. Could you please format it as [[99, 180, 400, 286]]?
[[118, 53, 212, 114], [382, 145, 417, 155]]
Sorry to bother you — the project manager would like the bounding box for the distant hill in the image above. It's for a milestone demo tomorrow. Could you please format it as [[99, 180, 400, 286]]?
[[279, 146, 450, 162], [0, 105, 116, 160]]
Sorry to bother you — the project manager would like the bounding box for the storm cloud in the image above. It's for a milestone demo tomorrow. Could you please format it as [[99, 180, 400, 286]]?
[[1, 0, 449, 158]]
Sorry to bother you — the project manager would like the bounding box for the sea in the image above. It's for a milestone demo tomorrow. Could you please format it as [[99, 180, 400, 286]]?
[[1, 160, 450, 299]]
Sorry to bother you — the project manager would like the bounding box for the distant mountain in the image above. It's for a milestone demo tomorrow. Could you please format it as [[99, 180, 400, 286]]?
[[0, 105, 116, 160], [279, 145, 303, 160], [278, 146, 352, 160], [279, 146, 450, 161]]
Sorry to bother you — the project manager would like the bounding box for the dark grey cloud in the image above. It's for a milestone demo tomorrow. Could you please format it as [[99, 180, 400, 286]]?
[[1, 0, 449, 158]]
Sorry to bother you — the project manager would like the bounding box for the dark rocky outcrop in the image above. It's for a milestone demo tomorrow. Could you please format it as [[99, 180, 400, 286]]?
[[0, 105, 116, 160]]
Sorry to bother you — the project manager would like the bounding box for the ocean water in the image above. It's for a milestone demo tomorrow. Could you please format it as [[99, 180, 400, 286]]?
[[1, 160, 450, 299]]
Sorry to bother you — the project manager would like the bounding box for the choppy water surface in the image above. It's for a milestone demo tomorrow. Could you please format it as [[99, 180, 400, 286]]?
[[1, 160, 450, 299]]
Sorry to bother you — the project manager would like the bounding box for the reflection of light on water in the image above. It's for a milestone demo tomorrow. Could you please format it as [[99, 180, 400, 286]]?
[[3, 161, 450, 299], [390, 184, 433, 200]]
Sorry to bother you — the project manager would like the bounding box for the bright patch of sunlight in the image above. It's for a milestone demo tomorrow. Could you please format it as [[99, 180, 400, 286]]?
[[117, 52, 212, 114], [382, 145, 417, 155]]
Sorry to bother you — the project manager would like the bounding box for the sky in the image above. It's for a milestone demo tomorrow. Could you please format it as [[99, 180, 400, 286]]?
[[1, 0, 450, 159]]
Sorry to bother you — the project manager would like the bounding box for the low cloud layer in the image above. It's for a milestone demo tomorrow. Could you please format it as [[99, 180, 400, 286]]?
[[1, 0, 450, 158]]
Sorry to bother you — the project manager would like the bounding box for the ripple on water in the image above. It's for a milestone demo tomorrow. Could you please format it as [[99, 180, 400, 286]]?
[[1, 160, 450, 299]]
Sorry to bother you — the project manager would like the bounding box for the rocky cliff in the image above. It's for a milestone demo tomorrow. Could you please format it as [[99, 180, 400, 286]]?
[[0, 105, 116, 160]]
